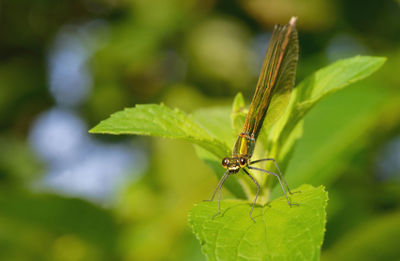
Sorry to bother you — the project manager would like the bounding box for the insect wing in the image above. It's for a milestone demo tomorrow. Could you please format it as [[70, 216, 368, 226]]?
[[242, 17, 299, 140]]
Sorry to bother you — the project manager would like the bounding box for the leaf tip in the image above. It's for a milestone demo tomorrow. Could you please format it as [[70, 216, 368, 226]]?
[[232, 92, 245, 112], [88, 124, 102, 134], [376, 56, 388, 66]]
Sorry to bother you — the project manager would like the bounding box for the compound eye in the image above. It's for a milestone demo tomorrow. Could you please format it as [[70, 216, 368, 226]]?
[[239, 157, 247, 167], [222, 158, 229, 168]]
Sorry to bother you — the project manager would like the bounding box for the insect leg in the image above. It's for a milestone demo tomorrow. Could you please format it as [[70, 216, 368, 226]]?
[[249, 158, 294, 194], [247, 166, 298, 207], [205, 170, 229, 202], [211, 171, 230, 219], [243, 169, 259, 223]]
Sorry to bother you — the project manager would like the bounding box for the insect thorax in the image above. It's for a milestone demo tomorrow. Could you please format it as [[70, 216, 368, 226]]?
[[232, 132, 255, 158]]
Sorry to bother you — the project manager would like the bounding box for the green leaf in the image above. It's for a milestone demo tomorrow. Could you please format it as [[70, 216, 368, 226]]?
[[300, 56, 386, 101], [252, 56, 386, 195], [189, 184, 328, 261], [90, 103, 230, 158], [258, 56, 386, 185], [192, 106, 247, 199], [276, 56, 386, 149], [272, 82, 396, 197], [90, 103, 248, 198], [193, 106, 236, 148]]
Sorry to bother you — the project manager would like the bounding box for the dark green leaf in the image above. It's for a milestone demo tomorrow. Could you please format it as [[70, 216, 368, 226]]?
[[273, 82, 394, 197], [322, 211, 400, 261]]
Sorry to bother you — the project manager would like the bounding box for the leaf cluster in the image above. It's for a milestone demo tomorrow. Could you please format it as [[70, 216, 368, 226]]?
[[91, 56, 386, 260]]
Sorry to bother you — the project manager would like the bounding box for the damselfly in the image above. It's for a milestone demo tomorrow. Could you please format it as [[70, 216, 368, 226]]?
[[208, 17, 299, 222]]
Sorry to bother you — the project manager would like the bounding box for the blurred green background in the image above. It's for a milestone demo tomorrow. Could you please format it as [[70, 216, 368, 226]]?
[[1, 0, 400, 260]]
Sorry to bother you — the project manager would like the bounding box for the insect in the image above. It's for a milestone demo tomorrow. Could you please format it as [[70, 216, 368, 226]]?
[[207, 17, 299, 222]]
